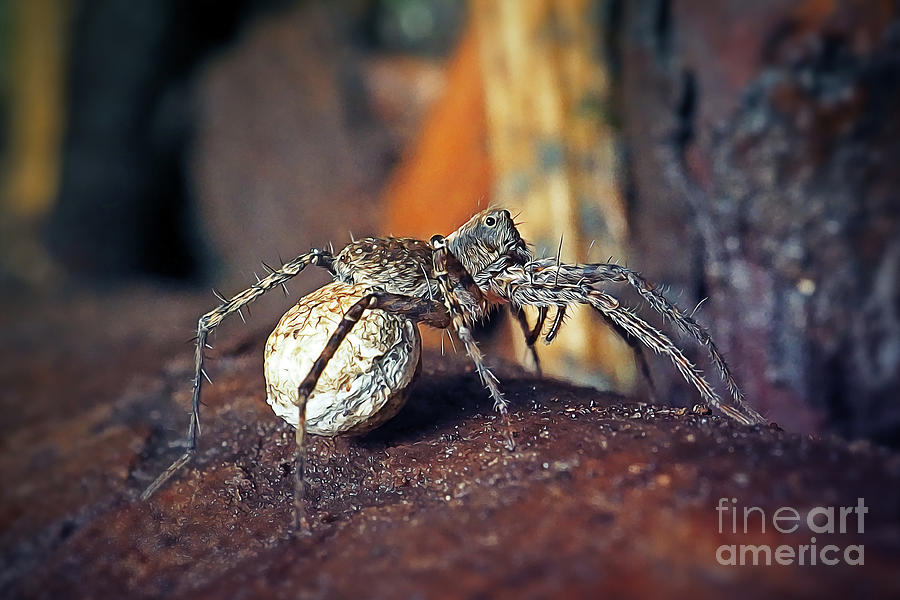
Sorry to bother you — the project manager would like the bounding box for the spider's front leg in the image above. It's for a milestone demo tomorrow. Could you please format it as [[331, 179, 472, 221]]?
[[549, 261, 751, 412], [488, 262, 765, 426], [586, 290, 759, 424], [141, 248, 334, 501], [430, 235, 516, 451]]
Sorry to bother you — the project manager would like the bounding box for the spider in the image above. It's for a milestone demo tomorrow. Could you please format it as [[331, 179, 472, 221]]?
[[142, 208, 765, 529]]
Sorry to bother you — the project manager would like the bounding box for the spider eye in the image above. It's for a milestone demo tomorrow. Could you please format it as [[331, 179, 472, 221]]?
[[485, 216, 496, 227]]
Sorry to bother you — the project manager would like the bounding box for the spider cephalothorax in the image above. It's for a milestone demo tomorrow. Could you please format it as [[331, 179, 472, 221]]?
[[143, 207, 765, 529], [445, 208, 530, 275]]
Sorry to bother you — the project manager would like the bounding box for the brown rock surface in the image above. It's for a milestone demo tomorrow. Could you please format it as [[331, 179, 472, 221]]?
[[2, 289, 898, 599]]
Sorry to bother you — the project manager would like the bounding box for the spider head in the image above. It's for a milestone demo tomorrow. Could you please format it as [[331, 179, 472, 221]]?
[[446, 208, 530, 275]]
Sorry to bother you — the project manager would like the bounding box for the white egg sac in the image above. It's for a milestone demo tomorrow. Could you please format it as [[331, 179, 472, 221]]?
[[264, 282, 422, 436]]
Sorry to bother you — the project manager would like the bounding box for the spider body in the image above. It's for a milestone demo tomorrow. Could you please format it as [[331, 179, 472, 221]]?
[[332, 237, 437, 298], [267, 226, 521, 442], [143, 207, 765, 530]]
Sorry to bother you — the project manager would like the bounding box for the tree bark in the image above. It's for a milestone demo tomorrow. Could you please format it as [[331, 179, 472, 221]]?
[[620, 0, 900, 441]]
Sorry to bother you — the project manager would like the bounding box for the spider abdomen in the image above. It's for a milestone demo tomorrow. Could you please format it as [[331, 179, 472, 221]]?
[[264, 282, 422, 436]]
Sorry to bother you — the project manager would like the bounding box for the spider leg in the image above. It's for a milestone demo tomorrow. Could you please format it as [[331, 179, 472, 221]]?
[[527, 306, 549, 345], [141, 248, 335, 501], [431, 235, 516, 450], [585, 290, 761, 424], [545, 305, 567, 343], [291, 291, 450, 531], [495, 263, 764, 424], [513, 260, 763, 424], [511, 306, 545, 375], [580, 263, 749, 412]]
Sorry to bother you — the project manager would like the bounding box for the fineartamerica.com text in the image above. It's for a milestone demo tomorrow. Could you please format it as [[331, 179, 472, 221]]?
[[715, 497, 867, 566]]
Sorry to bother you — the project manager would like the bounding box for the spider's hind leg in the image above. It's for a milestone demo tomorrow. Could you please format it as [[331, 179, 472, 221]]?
[[141, 249, 333, 501]]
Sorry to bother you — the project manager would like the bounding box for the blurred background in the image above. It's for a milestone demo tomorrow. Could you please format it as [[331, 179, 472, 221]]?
[[1, 0, 898, 444]]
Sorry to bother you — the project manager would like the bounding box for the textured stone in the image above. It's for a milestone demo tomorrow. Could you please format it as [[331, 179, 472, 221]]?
[[2, 289, 898, 598]]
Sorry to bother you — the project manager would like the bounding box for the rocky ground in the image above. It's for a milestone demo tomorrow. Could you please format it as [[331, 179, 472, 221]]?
[[2, 287, 898, 599]]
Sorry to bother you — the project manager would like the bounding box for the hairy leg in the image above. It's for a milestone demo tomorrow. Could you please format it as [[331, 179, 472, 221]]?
[[497, 259, 763, 424], [493, 265, 764, 425], [430, 235, 516, 450], [291, 291, 450, 530], [142, 249, 334, 501], [559, 261, 747, 409], [586, 290, 762, 424]]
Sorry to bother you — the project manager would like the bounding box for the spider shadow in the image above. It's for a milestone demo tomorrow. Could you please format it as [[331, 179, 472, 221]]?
[[355, 361, 625, 450]]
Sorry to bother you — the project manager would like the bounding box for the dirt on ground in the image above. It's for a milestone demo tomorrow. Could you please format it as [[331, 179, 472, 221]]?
[[1, 288, 898, 599]]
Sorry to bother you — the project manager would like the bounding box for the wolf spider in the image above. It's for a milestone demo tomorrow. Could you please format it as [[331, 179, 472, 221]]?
[[142, 208, 765, 529]]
